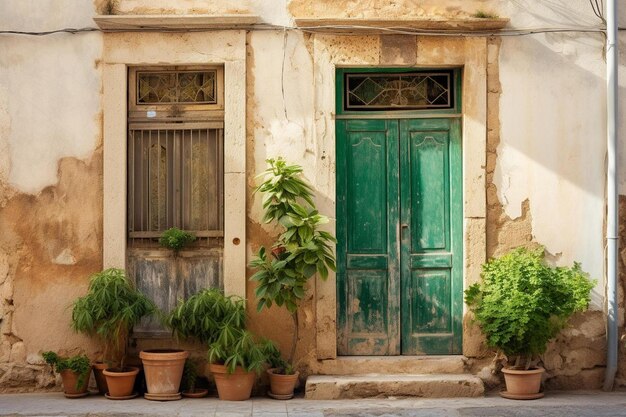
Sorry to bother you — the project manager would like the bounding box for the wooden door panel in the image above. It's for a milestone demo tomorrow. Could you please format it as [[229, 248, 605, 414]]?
[[410, 132, 449, 251], [400, 119, 462, 355], [337, 119, 400, 355]]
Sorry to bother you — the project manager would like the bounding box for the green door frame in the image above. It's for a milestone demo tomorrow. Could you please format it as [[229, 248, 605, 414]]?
[[335, 68, 463, 356]]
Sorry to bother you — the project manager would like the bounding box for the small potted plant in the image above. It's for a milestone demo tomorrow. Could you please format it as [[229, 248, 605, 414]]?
[[181, 359, 208, 398], [465, 247, 594, 399], [159, 227, 196, 254], [71, 268, 155, 399], [42, 351, 92, 398], [249, 158, 336, 399], [264, 343, 299, 400]]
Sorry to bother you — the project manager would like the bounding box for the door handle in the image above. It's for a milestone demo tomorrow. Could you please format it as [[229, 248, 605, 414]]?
[[401, 224, 409, 228]]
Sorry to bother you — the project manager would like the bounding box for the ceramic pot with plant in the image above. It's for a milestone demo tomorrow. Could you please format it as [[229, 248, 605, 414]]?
[[465, 247, 594, 400], [42, 352, 92, 398], [180, 290, 271, 401], [71, 268, 155, 399], [249, 158, 336, 399], [165, 288, 239, 399], [264, 344, 299, 399]]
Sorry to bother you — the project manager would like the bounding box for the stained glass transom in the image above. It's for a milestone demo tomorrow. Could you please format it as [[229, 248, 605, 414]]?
[[345, 72, 453, 111], [137, 71, 217, 104]]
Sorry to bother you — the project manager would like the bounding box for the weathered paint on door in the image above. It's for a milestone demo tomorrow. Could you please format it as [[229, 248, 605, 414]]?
[[336, 118, 462, 355]]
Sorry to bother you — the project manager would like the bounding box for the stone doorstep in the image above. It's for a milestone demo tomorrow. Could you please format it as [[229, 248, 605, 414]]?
[[305, 374, 485, 400], [316, 355, 467, 375]]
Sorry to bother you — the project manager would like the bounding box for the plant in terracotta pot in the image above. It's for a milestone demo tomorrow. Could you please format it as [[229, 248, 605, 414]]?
[[135, 230, 196, 402], [465, 247, 594, 400], [42, 351, 92, 398], [159, 288, 237, 400], [249, 158, 336, 398], [182, 290, 271, 401], [71, 268, 155, 399]]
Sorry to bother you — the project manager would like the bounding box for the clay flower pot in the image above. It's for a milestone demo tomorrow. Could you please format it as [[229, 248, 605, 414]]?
[[140, 349, 188, 401], [92, 362, 109, 395], [210, 363, 256, 401], [267, 368, 299, 399], [60, 368, 91, 398], [103, 366, 139, 399], [501, 367, 545, 400]]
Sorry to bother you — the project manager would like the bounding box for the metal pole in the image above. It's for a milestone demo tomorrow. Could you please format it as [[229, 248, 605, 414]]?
[[603, 0, 619, 392]]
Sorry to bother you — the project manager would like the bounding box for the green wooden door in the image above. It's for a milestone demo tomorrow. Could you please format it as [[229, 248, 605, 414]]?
[[337, 118, 462, 355]]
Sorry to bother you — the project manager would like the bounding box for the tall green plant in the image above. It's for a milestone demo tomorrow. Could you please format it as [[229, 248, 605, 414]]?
[[465, 247, 594, 369], [249, 158, 336, 365], [71, 268, 155, 368]]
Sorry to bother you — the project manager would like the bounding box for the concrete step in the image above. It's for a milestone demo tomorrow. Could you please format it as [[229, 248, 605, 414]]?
[[305, 374, 484, 399], [314, 356, 467, 375]]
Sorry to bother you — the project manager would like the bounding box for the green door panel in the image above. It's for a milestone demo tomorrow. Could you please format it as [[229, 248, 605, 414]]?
[[337, 117, 461, 355], [336, 119, 400, 355], [400, 118, 463, 355]]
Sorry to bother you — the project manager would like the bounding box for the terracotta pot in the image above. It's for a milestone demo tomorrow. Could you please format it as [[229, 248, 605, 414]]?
[[267, 368, 299, 396], [140, 349, 188, 395], [93, 362, 109, 395], [60, 368, 91, 398], [502, 367, 544, 397], [210, 363, 256, 401], [103, 367, 139, 398]]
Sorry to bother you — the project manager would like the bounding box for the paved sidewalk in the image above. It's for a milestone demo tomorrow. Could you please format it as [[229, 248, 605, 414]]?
[[1, 391, 626, 417]]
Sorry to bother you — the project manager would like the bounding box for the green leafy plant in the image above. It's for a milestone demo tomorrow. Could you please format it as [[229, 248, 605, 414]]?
[[169, 288, 272, 374], [42, 351, 91, 390], [465, 247, 594, 369], [71, 268, 156, 369], [167, 288, 245, 345], [182, 359, 199, 392], [249, 158, 336, 367], [472, 10, 499, 18], [159, 227, 196, 252]]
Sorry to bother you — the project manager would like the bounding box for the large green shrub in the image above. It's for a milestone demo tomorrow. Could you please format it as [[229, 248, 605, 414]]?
[[465, 247, 594, 367], [249, 158, 336, 365], [71, 268, 155, 367]]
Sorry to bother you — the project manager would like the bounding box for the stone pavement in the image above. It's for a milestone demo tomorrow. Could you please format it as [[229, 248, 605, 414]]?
[[1, 391, 626, 417]]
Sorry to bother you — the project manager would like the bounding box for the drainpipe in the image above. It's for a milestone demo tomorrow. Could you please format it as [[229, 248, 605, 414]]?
[[603, 0, 619, 392]]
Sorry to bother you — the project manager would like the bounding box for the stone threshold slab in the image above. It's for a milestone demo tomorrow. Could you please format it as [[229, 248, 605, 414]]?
[[305, 373, 485, 399], [316, 355, 467, 375]]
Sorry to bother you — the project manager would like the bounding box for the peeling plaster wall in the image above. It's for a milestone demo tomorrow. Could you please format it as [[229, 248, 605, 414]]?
[[0, 1, 103, 392]]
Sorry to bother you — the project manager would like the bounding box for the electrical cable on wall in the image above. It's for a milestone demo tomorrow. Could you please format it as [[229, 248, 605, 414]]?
[[0, 24, 623, 38]]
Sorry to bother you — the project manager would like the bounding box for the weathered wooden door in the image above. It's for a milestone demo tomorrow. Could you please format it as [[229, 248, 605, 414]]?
[[336, 118, 462, 355]]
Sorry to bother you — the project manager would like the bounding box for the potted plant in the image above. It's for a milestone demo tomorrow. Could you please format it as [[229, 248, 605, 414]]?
[[42, 351, 92, 398], [181, 359, 208, 398], [465, 247, 594, 399], [179, 289, 271, 400], [159, 227, 196, 254], [249, 158, 336, 398], [71, 268, 155, 399]]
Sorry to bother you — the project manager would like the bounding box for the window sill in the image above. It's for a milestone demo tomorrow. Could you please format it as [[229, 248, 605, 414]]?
[[294, 17, 510, 34], [93, 14, 260, 31]]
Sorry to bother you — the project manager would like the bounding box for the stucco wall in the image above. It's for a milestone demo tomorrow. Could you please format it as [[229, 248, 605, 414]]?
[[0, 0, 623, 392]]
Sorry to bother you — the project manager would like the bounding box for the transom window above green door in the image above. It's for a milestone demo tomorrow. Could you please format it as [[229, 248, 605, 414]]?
[[336, 68, 461, 116]]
